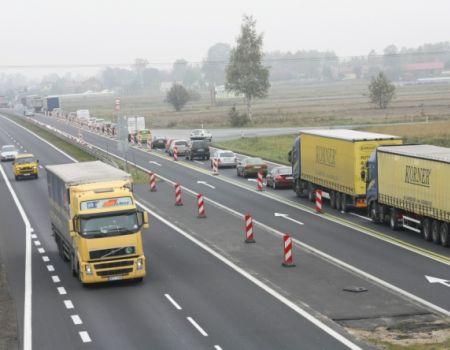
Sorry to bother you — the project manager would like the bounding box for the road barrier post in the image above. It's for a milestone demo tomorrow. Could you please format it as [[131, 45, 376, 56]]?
[[282, 234, 296, 267], [137, 135, 142, 147], [197, 193, 206, 218], [147, 140, 152, 152], [212, 158, 219, 175], [173, 146, 178, 161], [130, 134, 135, 145], [257, 171, 264, 191], [315, 189, 323, 213], [244, 214, 256, 243], [149, 171, 157, 192], [175, 183, 183, 206]]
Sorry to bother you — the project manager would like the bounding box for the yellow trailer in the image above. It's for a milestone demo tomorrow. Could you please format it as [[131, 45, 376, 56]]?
[[289, 129, 402, 211], [367, 144, 450, 246]]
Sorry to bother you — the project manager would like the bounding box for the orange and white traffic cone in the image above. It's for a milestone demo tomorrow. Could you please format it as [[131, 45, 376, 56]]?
[[149, 171, 157, 192], [244, 214, 255, 243], [212, 158, 219, 175], [315, 189, 323, 213], [175, 183, 183, 206], [257, 171, 264, 191], [197, 193, 206, 218], [282, 234, 296, 267], [173, 146, 178, 161]]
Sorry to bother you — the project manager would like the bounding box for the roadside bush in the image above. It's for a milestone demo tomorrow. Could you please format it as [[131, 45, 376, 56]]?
[[229, 106, 249, 127]]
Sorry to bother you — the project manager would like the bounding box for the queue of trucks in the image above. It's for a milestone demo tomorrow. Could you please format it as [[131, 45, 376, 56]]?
[[289, 129, 450, 247]]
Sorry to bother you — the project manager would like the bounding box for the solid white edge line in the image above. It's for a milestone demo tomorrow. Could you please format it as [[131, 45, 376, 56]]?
[[164, 293, 182, 310], [137, 200, 361, 350], [79, 331, 91, 343], [64, 300, 74, 309], [0, 164, 32, 350], [187, 317, 208, 337]]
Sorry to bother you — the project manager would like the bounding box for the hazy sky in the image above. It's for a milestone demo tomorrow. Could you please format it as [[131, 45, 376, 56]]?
[[1, 0, 449, 74]]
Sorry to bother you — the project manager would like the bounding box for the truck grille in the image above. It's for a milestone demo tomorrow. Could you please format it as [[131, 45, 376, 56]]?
[[94, 260, 134, 269], [97, 268, 133, 277], [89, 246, 135, 260]]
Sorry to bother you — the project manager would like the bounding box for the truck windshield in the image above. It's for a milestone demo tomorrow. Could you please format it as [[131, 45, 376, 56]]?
[[80, 212, 139, 237]]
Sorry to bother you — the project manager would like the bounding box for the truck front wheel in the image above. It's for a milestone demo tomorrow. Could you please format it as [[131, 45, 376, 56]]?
[[307, 183, 315, 202], [389, 208, 400, 231], [440, 223, 449, 247], [369, 203, 380, 224], [329, 191, 336, 209]]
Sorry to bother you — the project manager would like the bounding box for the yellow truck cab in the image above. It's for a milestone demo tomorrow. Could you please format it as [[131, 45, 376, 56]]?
[[136, 129, 152, 144], [13, 153, 39, 180], [46, 161, 149, 284]]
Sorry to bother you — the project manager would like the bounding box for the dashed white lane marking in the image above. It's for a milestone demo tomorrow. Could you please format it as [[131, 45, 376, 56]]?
[[71, 315, 83, 325], [64, 300, 74, 309], [42, 256, 50, 262], [57, 287, 67, 295], [46, 265, 55, 272], [164, 294, 182, 310], [33, 240, 41, 246], [214, 346, 223, 350], [51, 275, 60, 283], [187, 317, 208, 337], [31, 234, 37, 239], [37, 248, 45, 254], [79, 331, 92, 343]]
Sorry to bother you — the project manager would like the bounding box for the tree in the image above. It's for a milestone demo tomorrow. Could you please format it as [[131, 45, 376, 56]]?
[[368, 72, 396, 109], [226, 15, 270, 121], [202, 43, 231, 85], [165, 84, 191, 111]]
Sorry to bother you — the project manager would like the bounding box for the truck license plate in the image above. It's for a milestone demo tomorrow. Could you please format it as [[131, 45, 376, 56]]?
[[109, 275, 123, 281]]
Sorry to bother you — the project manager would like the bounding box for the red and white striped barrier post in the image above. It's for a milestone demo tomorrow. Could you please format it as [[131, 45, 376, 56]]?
[[149, 171, 157, 192], [257, 171, 264, 191], [282, 234, 296, 267], [130, 133, 135, 145], [212, 158, 219, 175], [197, 193, 206, 218], [315, 189, 323, 213], [137, 135, 142, 147], [174, 183, 183, 206], [244, 214, 256, 243], [147, 139, 152, 152], [173, 146, 178, 161]]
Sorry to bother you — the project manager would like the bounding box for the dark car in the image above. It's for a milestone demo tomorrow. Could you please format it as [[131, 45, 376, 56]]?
[[185, 140, 210, 160], [266, 166, 294, 189], [152, 136, 167, 149], [236, 157, 268, 178]]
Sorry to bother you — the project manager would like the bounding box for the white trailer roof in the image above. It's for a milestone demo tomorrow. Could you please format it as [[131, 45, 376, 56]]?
[[300, 129, 400, 141], [46, 161, 131, 185], [378, 144, 450, 163]]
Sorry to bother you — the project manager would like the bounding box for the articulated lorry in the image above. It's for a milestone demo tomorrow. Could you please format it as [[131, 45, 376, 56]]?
[[366, 144, 450, 247], [288, 129, 402, 211], [46, 161, 148, 284]]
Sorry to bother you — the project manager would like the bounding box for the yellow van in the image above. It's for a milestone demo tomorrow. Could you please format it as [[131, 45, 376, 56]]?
[[13, 153, 39, 180]]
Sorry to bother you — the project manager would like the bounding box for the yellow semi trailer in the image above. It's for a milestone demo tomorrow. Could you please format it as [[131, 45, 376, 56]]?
[[366, 144, 450, 247], [46, 161, 149, 284], [289, 129, 402, 212]]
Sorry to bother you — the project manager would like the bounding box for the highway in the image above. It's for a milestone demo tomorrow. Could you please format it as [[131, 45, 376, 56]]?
[[1, 111, 450, 349], [0, 115, 370, 349]]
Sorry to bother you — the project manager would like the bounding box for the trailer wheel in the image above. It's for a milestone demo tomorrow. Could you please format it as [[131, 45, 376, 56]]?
[[440, 223, 449, 247], [307, 184, 315, 202], [330, 191, 336, 209], [389, 208, 400, 231], [335, 192, 341, 211], [422, 219, 432, 241], [294, 180, 302, 198], [341, 194, 348, 213], [431, 220, 441, 244]]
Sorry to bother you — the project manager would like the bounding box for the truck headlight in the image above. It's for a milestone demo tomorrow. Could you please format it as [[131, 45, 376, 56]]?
[[85, 264, 93, 275], [136, 258, 144, 270]]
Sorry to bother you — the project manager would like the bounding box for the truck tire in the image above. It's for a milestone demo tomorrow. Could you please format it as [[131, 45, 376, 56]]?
[[307, 184, 315, 202], [440, 223, 449, 247], [294, 180, 302, 198], [330, 191, 336, 209], [422, 219, 432, 241], [389, 208, 400, 231], [341, 194, 348, 213], [335, 192, 342, 211], [369, 202, 380, 224], [431, 220, 441, 244]]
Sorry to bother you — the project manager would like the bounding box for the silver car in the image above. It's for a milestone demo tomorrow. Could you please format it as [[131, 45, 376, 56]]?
[[190, 129, 212, 142], [210, 150, 237, 168], [1, 145, 18, 161], [169, 140, 189, 156]]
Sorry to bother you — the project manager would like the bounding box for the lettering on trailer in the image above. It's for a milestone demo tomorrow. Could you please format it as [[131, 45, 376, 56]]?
[[316, 146, 336, 167], [404, 165, 431, 187]]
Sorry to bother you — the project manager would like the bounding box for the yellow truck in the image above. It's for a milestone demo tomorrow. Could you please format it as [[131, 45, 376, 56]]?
[[13, 153, 39, 180], [46, 161, 148, 284], [288, 129, 402, 212], [366, 144, 450, 247]]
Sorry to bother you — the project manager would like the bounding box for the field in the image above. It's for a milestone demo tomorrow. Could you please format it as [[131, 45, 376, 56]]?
[[59, 79, 450, 129]]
